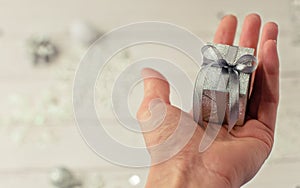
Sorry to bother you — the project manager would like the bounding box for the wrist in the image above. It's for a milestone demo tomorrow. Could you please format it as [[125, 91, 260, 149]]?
[[146, 160, 232, 188]]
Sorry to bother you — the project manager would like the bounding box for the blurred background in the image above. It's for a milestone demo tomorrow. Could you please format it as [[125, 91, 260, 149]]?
[[0, 0, 300, 187]]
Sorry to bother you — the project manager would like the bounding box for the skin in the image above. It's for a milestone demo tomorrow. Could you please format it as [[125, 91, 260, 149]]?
[[137, 14, 279, 188]]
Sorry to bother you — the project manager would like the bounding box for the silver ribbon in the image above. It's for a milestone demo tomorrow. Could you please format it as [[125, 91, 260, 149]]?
[[193, 44, 258, 131]]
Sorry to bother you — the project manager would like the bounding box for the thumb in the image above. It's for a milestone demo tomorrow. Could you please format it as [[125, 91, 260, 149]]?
[[137, 68, 170, 120]]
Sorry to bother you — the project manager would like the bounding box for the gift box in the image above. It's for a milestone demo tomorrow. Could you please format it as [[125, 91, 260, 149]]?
[[193, 43, 257, 130]]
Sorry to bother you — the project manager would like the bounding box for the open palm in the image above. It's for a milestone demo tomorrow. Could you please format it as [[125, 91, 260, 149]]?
[[138, 14, 279, 188]]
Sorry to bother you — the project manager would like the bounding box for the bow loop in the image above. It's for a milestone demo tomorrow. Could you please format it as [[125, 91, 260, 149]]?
[[234, 54, 258, 73], [217, 59, 229, 68], [201, 45, 223, 63]]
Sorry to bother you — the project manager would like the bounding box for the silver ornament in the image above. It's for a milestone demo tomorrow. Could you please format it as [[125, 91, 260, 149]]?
[[27, 35, 58, 65], [50, 167, 81, 188]]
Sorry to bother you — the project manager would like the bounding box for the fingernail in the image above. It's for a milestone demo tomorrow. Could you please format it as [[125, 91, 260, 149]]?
[[141, 68, 153, 79], [221, 14, 235, 20], [269, 22, 278, 29], [141, 68, 166, 81], [246, 13, 261, 23]]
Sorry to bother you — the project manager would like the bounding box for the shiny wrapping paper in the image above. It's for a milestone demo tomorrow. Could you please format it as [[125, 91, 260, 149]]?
[[199, 43, 254, 126]]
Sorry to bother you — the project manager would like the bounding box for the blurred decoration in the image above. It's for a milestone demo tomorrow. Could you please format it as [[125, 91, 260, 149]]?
[[128, 174, 141, 186], [69, 20, 103, 47], [50, 167, 82, 188], [85, 173, 105, 188], [50, 167, 108, 188], [2, 88, 72, 146], [290, 0, 300, 45], [27, 35, 59, 65]]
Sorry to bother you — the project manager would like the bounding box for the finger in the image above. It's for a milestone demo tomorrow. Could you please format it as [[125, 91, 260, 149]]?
[[137, 68, 170, 120], [238, 14, 261, 106], [258, 22, 279, 60], [239, 13, 261, 54], [248, 23, 278, 120], [213, 15, 238, 45], [257, 40, 280, 130]]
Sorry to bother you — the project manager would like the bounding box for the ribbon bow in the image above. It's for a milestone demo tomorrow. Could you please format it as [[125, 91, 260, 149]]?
[[193, 44, 258, 131]]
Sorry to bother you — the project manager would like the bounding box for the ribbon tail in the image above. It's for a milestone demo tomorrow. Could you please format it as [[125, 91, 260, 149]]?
[[193, 66, 211, 127], [199, 68, 227, 152], [199, 119, 222, 152], [228, 69, 240, 132]]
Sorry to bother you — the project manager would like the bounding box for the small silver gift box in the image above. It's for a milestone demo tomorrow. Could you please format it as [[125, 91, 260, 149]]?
[[194, 43, 255, 126]]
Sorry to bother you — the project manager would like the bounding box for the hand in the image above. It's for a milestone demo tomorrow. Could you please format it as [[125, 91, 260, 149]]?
[[137, 14, 279, 188]]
